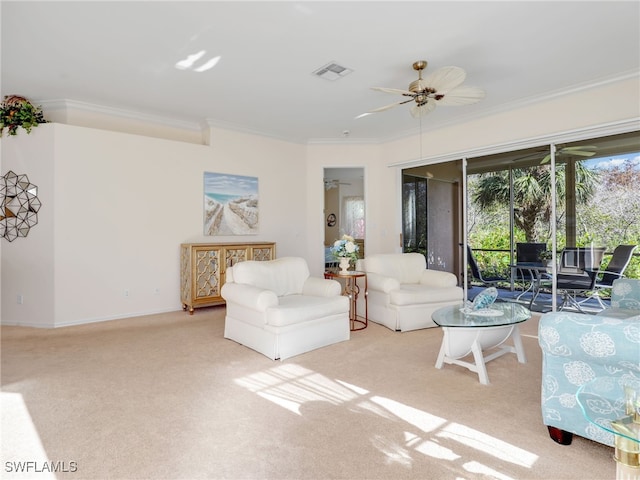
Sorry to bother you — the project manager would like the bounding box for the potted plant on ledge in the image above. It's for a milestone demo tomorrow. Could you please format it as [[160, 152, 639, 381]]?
[[0, 95, 47, 137]]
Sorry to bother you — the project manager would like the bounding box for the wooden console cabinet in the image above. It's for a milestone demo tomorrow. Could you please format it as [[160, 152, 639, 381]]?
[[180, 242, 275, 313]]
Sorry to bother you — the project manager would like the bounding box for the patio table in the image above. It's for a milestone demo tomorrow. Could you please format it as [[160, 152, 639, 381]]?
[[510, 263, 552, 308]]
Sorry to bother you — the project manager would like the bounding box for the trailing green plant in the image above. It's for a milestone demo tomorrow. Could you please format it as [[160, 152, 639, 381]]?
[[538, 249, 553, 261], [0, 95, 47, 137]]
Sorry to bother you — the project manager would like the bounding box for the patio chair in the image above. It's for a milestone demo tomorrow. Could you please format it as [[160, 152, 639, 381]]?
[[467, 246, 509, 287], [516, 242, 547, 265], [578, 244, 637, 309], [556, 246, 606, 313], [514, 242, 550, 302]]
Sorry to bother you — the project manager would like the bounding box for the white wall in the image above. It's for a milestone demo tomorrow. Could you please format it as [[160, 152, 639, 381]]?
[[1, 127, 56, 327], [1, 124, 307, 327], [2, 75, 638, 327]]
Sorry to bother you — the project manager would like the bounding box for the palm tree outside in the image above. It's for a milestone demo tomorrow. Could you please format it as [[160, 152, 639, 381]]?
[[473, 162, 597, 244], [468, 158, 639, 281]]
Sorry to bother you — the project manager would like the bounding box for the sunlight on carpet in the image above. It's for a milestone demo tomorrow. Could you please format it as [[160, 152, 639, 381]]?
[[1, 392, 56, 479], [234, 362, 539, 478], [234, 364, 360, 414], [437, 423, 538, 467]]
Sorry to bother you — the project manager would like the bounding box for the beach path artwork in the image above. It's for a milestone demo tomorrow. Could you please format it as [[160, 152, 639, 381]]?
[[204, 172, 258, 235]]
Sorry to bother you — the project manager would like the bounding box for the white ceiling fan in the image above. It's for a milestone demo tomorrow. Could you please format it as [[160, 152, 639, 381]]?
[[358, 60, 485, 119], [324, 179, 351, 190]]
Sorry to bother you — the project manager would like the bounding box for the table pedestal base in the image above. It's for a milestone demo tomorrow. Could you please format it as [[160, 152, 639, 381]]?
[[435, 324, 526, 385], [615, 435, 640, 480], [324, 271, 367, 331], [616, 462, 639, 480]]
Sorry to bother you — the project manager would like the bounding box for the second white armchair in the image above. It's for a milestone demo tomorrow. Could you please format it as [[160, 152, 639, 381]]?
[[356, 252, 463, 332]]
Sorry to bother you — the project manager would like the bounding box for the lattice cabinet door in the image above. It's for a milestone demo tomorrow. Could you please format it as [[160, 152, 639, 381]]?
[[180, 244, 222, 313], [194, 248, 222, 301], [251, 245, 275, 261], [224, 247, 249, 269], [180, 242, 275, 314]]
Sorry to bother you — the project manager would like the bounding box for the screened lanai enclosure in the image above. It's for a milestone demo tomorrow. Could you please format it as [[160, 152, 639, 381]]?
[[402, 130, 640, 311]]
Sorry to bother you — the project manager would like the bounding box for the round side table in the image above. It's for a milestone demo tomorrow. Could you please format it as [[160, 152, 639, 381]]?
[[324, 270, 368, 331]]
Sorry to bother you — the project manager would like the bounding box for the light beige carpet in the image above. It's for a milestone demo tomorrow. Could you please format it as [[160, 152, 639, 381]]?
[[1, 307, 615, 480]]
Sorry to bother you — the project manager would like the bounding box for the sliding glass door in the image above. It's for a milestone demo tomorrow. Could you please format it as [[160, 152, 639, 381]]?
[[402, 130, 640, 309], [402, 163, 460, 273]]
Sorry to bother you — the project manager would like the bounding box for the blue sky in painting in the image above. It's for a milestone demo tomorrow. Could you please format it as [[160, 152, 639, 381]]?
[[204, 172, 258, 197]]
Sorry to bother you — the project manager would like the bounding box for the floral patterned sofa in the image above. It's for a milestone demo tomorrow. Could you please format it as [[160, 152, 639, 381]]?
[[599, 277, 640, 319], [538, 278, 640, 446]]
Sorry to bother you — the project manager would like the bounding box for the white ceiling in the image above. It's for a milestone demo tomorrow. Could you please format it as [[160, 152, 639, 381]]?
[[2, 1, 639, 144]]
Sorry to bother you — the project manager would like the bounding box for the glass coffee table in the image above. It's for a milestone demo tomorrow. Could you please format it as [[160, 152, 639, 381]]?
[[577, 376, 640, 480], [432, 302, 531, 385]]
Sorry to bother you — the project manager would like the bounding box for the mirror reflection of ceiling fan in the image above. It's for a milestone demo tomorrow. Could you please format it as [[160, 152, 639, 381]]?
[[481, 145, 599, 169], [324, 179, 351, 190], [540, 145, 598, 164], [357, 60, 485, 119]]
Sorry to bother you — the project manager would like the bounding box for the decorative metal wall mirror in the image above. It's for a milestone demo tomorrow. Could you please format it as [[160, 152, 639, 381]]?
[[1, 170, 41, 242]]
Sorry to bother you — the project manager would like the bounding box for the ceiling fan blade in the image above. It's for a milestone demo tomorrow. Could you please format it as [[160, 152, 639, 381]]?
[[368, 99, 414, 113], [435, 85, 486, 106], [567, 150, 597, 157], [371, 86, 414, 96], [562, 145, 598, 150], [422, 66, 467, 92], [410, 101, 437, 118], [540, 147, 597, 163]]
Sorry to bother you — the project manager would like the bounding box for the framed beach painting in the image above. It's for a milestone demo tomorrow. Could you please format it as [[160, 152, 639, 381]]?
[[203, 172, 259, 235]]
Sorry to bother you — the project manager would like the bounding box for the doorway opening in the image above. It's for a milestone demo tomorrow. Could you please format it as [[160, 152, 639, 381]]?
[[323, 168, 365, 269]]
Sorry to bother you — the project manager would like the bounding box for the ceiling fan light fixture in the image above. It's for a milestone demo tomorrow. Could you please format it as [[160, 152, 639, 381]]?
[[410, 101, 436, 118], [409, 79, 429, 93]]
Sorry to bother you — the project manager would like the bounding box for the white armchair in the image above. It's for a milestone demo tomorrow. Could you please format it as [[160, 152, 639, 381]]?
[[356, 252, 463, 332], [221, 257, 350, 360]]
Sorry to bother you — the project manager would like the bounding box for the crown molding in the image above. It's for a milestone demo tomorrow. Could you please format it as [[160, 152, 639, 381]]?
[[200, 117, 304, 145], [39, 99, 201, 132], [306, 137, 382, 146], [36, 70, 639, 146]]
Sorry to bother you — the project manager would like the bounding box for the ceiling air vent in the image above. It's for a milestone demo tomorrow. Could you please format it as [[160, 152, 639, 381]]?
[[312, 62, 353, 81]]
